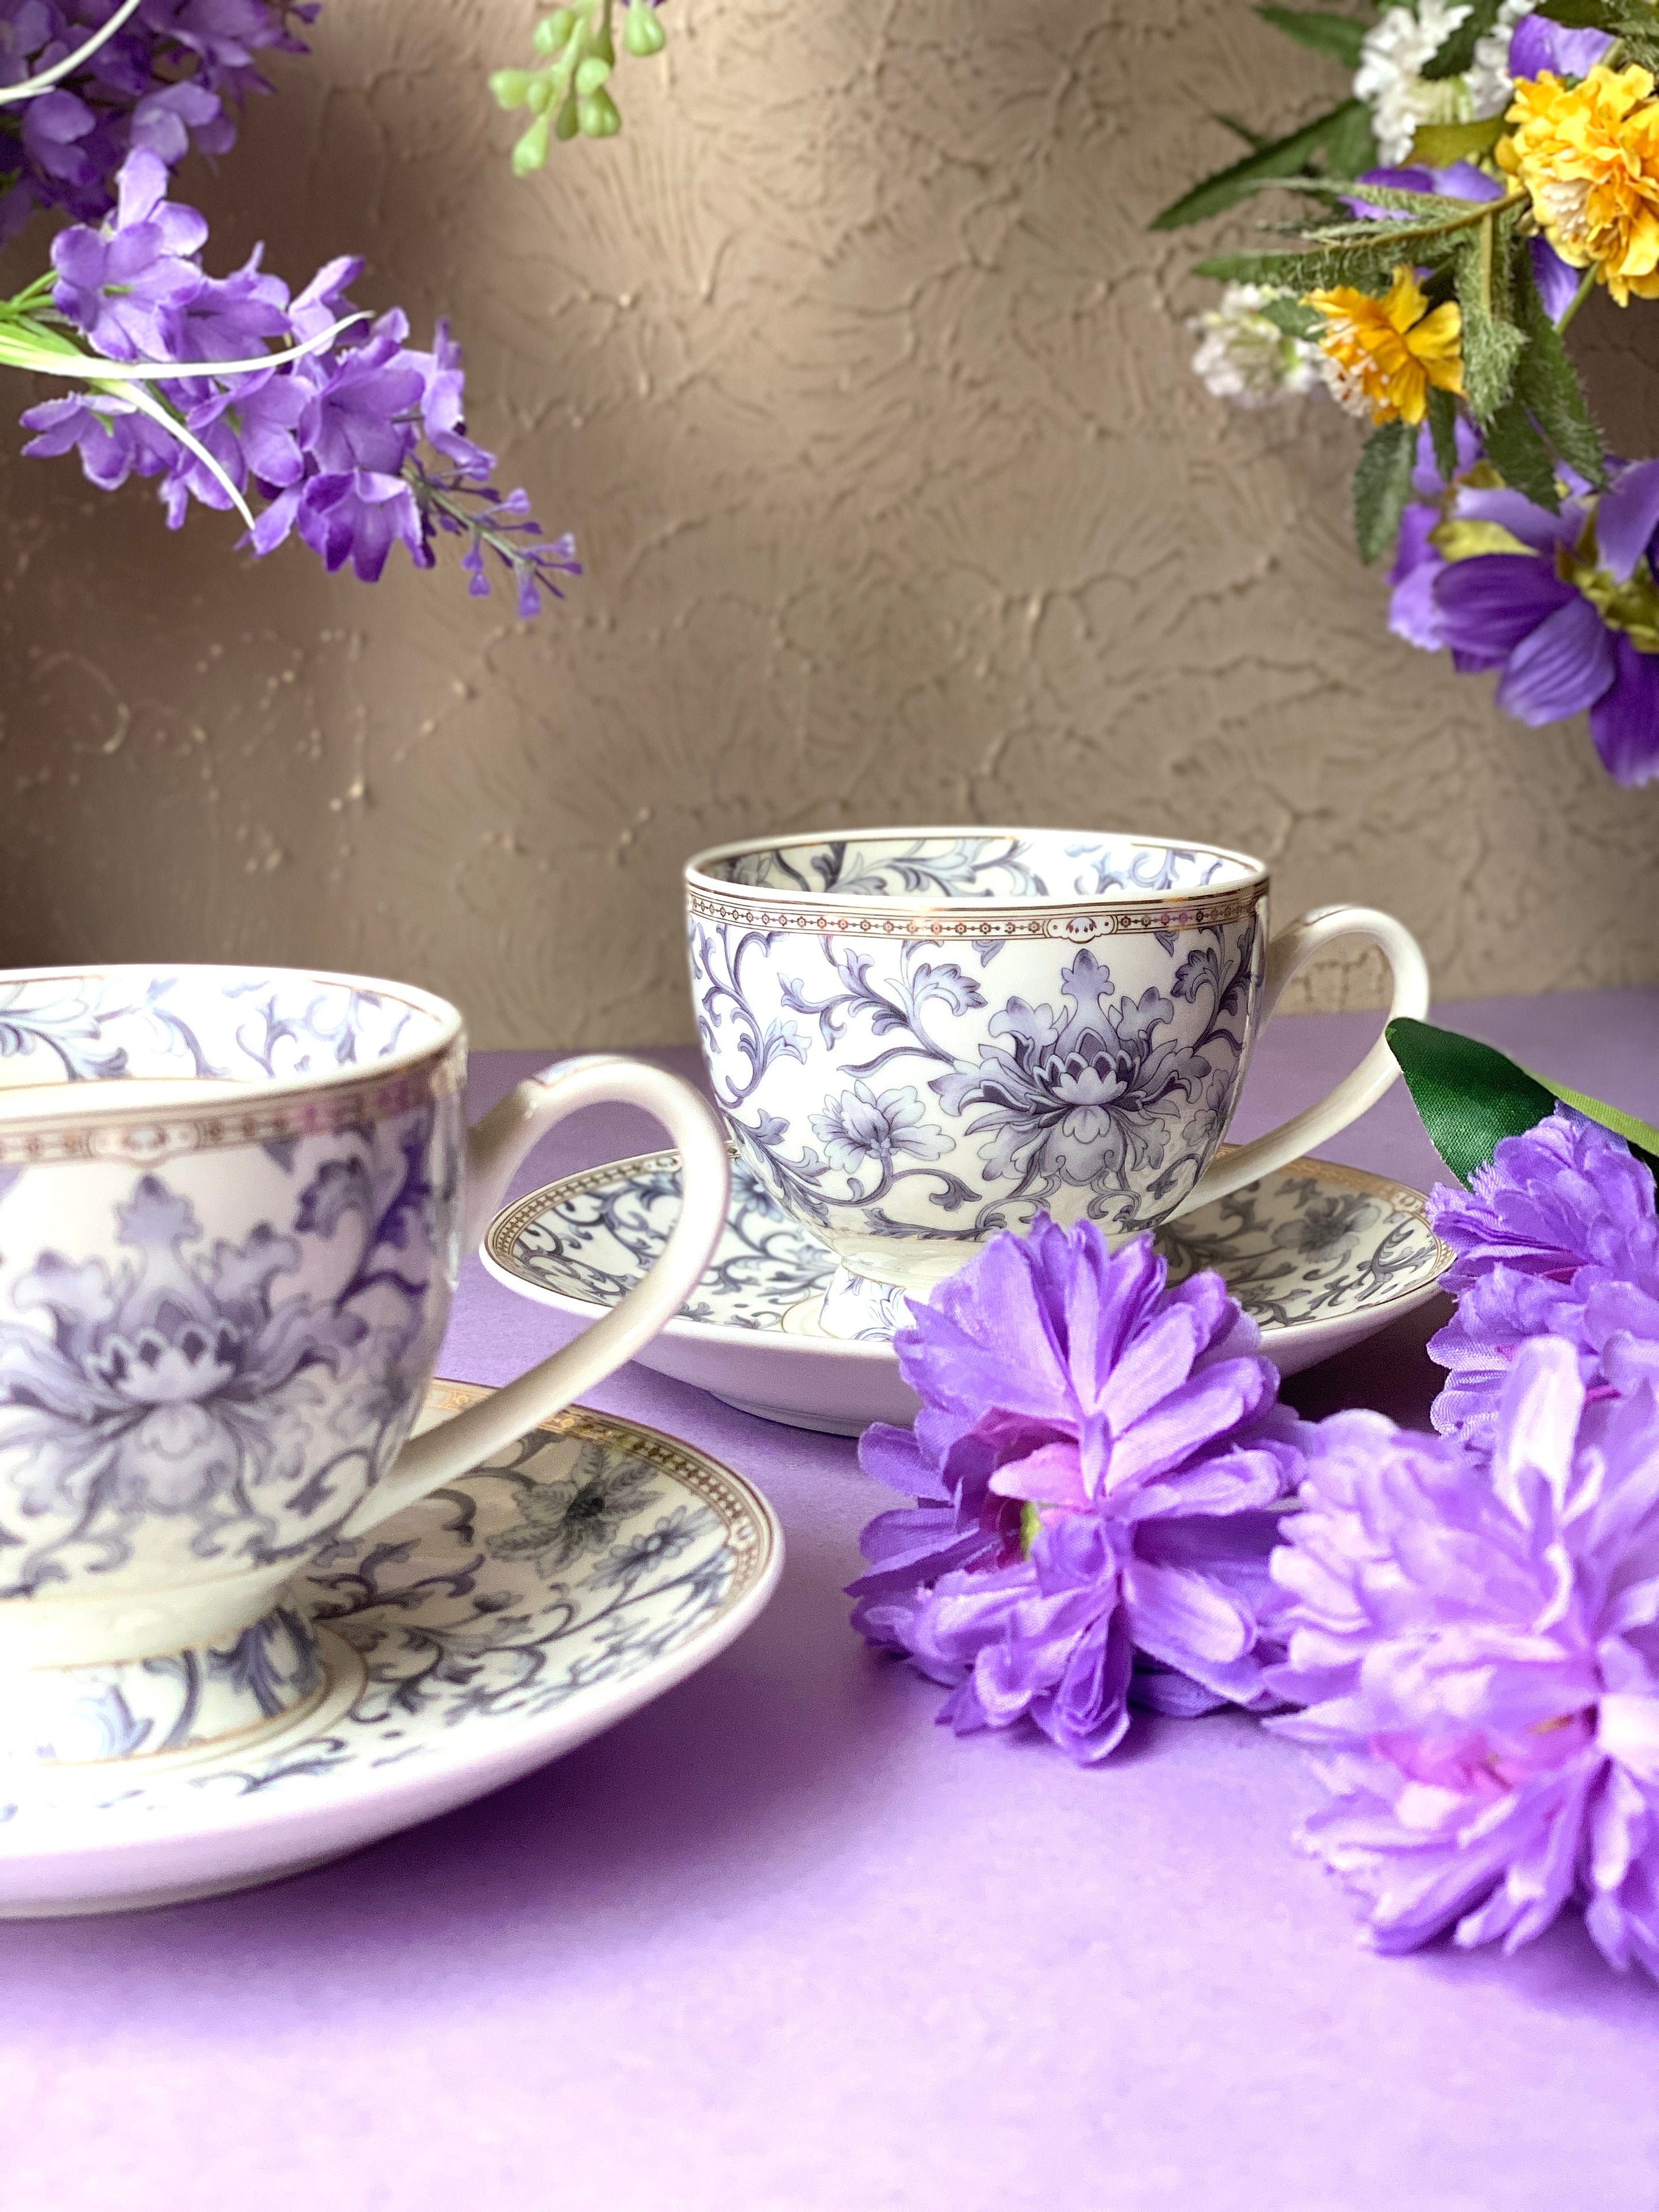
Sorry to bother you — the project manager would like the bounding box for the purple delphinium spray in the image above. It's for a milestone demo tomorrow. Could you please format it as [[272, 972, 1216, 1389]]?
[[1425, 1106, 1659, 1443], [1266, 1337, 1659, 1977], [19, 150, 579, 610], [848, 1219, 1305, 1762], [0, 0, 312, 242]]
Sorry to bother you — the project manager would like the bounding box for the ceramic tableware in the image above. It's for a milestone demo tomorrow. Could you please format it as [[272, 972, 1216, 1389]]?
[[0, 1380, 783, 1916], [484, 1146, 1452, 1435], [0, 966, 730, 1775], [684, 827, 1429, 1335]]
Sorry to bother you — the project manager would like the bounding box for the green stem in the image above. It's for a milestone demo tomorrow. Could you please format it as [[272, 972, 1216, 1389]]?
[[1332, 188, 1528, 252], [1556, 263, 1599, 336], [1479, 210, 1494, 317]]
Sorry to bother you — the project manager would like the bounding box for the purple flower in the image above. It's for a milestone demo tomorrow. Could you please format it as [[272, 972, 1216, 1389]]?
[[0, 0, 309, 242], [1508, 9, 1615, 86], [848, 1220, 1304, 1761], [22, 150, 576, 614], [1391, 456, 1659, 784], [1266, 1337, 1659, 1977], [1427, 1107, 1659, 1444], [49, 145, 206, 358]]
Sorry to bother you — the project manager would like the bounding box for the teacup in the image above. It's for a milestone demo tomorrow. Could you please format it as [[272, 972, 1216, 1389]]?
[[0, 963, 730, 1770], [684, 826, 1429, 1335]]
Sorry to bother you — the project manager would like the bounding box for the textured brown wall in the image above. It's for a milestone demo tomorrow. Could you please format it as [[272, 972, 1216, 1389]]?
[[0, 0, 1654, 1045]]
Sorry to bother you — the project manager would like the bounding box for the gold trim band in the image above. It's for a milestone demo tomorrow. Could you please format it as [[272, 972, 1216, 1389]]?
[[685, 886, 1263, 939], [0, 1040, 467, 1168]]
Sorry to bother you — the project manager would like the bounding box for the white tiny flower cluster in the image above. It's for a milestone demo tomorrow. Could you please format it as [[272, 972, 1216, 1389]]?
[[1190, 284, 1323, 408], [1468, 0, 1538, 116], [1354, 0, 1536, 167]]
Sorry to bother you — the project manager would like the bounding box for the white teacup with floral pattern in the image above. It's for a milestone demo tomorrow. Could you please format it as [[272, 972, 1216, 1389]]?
[[684, 827, 1429, 1335], [0, 964, 729, 1771]]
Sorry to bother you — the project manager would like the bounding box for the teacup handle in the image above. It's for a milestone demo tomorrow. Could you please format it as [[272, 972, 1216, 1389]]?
[[1166, 904, 1430, 1222], [340, 1055, 731, 1539]]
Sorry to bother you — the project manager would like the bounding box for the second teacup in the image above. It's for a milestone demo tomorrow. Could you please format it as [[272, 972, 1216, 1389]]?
[[684, 825, 1429, 1334]]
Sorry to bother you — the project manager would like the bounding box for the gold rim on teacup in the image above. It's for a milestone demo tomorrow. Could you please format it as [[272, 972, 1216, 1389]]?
[[685, 824, 1269, 941]]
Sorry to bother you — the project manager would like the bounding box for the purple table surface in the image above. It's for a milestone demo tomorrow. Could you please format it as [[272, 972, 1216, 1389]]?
[[8, 990, 1659, 2212]]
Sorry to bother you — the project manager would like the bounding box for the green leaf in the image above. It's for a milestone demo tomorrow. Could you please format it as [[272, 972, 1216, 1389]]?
[[1194, 239, 1406, 289], [1451, 218, 1527, 424], [1214, 113, 1270, 150], [1484, 394, 1562, 510], [1322, 99, 1380, 177], [1421, 0, 1503, 77], [1354, 418, 1418, 564], [1426, 383, 1460, 480], [1259, 295, 1324, 338], [1511, 245, 1607, 486], [1257, 6, 1369, 66], [1547, 1080, 1659, 1169], [1409, 116, 1506, 164], [1150, 101, 1366, 230], [1534, 0, 1620, 25], [1386, 1017, 1659, 1183]]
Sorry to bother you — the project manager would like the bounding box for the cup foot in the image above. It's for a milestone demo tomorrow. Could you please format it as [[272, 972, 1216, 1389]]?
[[0, 1599, 339, 1770]]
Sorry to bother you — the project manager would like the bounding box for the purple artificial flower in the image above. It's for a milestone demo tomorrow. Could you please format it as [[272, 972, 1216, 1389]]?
[[1266, 1336, 1659, 1977], [0, 0, 310, 241], [49, 145, 206, 358], [1427, 1106, 1659, 1443], [1389, 454, 1659, 785], [1507, 9, 1615, 87], [23, 149, 577, 613], [848, 1219, 1305, 1761]]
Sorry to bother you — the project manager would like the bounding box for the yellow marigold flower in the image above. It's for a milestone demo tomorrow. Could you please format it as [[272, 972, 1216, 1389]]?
[[1304, 266, 1465, 427], [1499, 64, 1659, 305]]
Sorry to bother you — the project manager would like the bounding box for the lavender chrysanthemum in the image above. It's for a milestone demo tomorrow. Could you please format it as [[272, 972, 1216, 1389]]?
[[1267, 1338, 1659, 1977], [848, 1219, 1304, 1762], [1428, 1107, 1659, 1443]]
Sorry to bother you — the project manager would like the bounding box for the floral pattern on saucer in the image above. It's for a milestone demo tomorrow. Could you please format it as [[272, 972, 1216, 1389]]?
[[0, 1384, 779, 1831], [489, 1148, 1448, 1337]]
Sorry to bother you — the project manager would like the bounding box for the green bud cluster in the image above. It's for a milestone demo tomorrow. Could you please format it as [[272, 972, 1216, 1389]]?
[[489, 0, 665, 169]]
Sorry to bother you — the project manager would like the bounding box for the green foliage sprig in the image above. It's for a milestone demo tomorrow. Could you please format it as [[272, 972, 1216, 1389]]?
[[1156, 0, 1637, 564], [492, 0, 666, 168]]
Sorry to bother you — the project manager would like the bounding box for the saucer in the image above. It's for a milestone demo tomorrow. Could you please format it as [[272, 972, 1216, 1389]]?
[[0, 1381, 783, 1917], [483, 1149, 1452, 1436]]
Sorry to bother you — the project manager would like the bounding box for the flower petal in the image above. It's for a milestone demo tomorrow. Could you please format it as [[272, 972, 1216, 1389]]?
[[1494, 592, 1617, 725], [1597, 461, 1659, 584], [1588, 633, 1659, 785]]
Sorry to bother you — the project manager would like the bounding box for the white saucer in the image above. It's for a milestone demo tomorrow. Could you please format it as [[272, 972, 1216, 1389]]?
[[483, 1149, 1451, 1436], [0, 1381, 783, 1917]]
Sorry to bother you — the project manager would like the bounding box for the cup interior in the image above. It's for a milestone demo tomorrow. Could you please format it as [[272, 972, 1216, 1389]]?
[[0, 966, 456, 1099], [692, 828, 1261, 904]]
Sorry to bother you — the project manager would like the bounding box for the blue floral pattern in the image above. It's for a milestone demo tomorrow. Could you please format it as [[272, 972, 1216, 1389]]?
[[688, 902, 1259, 1249], [707, 832, 1255, 903], [0, 968, 443, 1094], [0, 1393, 778, 1834], [490, 1148, 1448, 1338], [0, 1099, 460, 1602]]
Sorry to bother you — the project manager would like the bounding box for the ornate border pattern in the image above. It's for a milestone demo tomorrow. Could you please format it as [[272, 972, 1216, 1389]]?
[[486, 1142, 1454, 1329], [685, 886, 1265, 939], [0, 1041, 468, 1167]]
